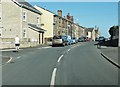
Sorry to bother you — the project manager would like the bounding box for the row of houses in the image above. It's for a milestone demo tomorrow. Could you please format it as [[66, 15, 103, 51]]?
[[0, 0, 100, 49]]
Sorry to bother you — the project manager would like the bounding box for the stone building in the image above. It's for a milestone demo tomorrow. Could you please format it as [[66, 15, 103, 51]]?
[[85, 28, 96, 41], [53, 10, 68, 36], [0, 0, 46, 49], [85, 28, 99, 41], [53, 10, 74, 37]]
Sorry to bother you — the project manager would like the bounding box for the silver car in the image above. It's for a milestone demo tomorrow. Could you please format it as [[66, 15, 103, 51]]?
[[52, 35, 68, 46]]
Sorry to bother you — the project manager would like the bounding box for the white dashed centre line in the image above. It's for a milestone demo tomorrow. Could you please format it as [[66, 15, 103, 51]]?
[[38, 46, 51, 49], [50, 68, 57, 87], [17, 56, 21, 59], [67, 49, 71, 52], [57, 55, 64, 63], [6, 57, 12, 63]]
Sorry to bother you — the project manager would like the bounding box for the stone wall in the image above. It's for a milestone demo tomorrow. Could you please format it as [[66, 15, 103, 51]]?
[[0, 38, 40, 49]]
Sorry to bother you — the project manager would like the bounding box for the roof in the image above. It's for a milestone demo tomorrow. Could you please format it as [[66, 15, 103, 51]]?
[[95, 29, 99, 33], [34, 6, 71, 23], [54, 14, 73, 23], [28, 23, 46, 33], [35, 5, 56, 15], [85, 28, 94, 32], [12, 0, 42, 15]]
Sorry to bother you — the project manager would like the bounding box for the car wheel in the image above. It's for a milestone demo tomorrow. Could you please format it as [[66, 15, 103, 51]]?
[[62, 43, 65, 46]]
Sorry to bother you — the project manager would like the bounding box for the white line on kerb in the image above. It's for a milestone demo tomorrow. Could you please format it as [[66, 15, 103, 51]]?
[[6, 57, 12, 63], [57, 55, 64, 63], [50, 68, 57, 87]]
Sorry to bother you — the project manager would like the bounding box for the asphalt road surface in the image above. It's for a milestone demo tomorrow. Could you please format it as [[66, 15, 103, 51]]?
[[2, 42, 118, 86]]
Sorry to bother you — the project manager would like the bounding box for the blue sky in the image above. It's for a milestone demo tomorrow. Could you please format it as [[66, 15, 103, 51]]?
[[28, 1, 118, 38]]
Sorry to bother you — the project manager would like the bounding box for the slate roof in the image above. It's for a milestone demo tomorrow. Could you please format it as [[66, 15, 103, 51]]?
[[35, 5, 56, 15], [12, 0, 42, 15], [85, 28, 94, 32]]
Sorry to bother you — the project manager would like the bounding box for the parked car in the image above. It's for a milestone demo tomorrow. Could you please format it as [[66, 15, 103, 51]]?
[[78, 37, 85, 42], [72, 37, 77, 44], [78, 37, 87, 42], [52, 35, 68, 46], [99, 36, 105, 41], [65, 35, 73, 45], [98, 36, 105, 46], [95, 38, 99, 41]]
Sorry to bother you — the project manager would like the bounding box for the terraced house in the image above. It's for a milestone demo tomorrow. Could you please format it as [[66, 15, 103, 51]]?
[[85, 27, 100, 41], [34, 5, 55, 44], [0, 0, 46, 49], [53, 11, 73, 37]]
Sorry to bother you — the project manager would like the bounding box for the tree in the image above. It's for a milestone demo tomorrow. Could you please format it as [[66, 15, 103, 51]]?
[[109, 26, 119, 40]]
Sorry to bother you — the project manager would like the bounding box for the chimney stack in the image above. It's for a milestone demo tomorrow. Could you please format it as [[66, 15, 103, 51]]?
[[58, 10, 62, 17]]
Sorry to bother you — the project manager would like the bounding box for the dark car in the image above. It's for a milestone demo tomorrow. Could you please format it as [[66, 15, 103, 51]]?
[[99, 36, 105, 41], [78, 37, 86, 42], [98, 36, 105, 46], [95, 38, 99, 41]]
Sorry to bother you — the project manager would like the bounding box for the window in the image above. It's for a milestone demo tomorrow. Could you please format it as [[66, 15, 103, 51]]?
[[0, 17, 1, 22], [37, 17, 40, 24], [87, 32, 88, 35], [23, 11, 27, 21], [58, 31, 60, 35], [23, 28, 26, 38], [54, 17, 57, 22]]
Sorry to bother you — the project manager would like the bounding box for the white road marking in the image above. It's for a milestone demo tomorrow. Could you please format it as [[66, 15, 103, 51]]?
[[67, 49, 71, 52], [50, 68, 57, 87], [6, 57, 12, 63], [38, 46, 51, 49], [17, 56, 21, 59], [57, 55, 64, 63]]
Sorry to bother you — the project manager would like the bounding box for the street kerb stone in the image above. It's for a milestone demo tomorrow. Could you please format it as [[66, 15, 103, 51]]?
[[100, 47, 118, 64], [101, 52, 120, 68]]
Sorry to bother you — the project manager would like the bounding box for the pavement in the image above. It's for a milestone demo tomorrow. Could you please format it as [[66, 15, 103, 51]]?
[[98, 46, 119, 68]]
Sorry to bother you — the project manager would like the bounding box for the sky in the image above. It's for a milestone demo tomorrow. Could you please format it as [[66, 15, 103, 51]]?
[[27, 1, 118, 38]]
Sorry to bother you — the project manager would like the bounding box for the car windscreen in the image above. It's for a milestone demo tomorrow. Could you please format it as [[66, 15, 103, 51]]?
[[99, 37, 104, 40], [53, 36, 61, 39]]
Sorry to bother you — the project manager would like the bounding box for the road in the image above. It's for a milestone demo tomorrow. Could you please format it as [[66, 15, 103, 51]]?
[[2, 42, 118, 86]]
